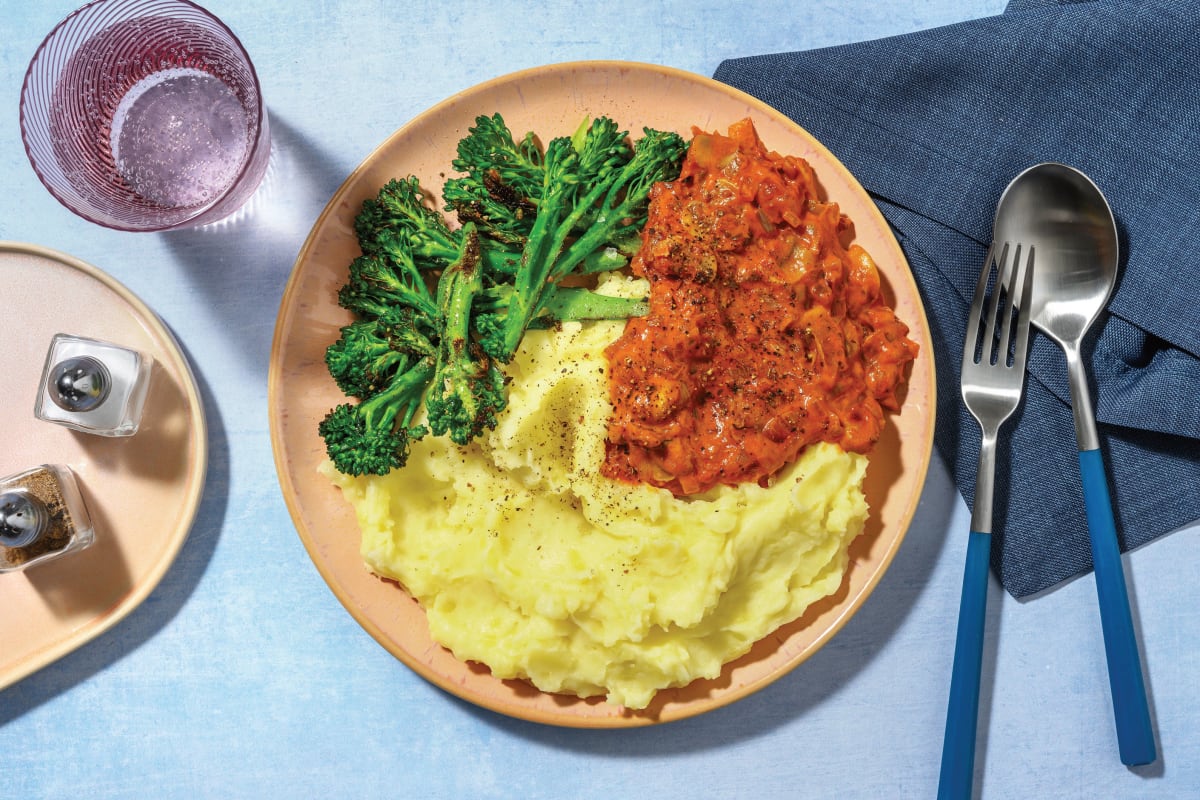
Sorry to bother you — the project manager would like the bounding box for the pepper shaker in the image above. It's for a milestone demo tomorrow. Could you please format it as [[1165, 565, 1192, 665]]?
[[34, 333, 152, 436], [0, 465, 95, 573]]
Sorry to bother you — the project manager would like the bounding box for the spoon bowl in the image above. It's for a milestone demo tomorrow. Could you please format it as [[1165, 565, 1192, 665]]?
[[993, 162, 1118, 347]]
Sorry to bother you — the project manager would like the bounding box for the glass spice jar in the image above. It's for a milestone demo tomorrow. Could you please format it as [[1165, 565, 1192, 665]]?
[[0, 464, 95, 573], [34, 333, 152, 437]]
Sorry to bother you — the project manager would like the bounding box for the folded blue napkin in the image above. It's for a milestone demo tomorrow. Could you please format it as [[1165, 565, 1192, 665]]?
[[715, 0, 1200, 598]]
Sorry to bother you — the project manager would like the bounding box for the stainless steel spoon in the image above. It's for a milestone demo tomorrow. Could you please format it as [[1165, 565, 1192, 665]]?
[[993, 162, 1156, 766]]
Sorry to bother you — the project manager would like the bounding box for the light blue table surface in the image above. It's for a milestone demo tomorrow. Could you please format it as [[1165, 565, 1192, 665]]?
[[2, 1, 1197, 798]]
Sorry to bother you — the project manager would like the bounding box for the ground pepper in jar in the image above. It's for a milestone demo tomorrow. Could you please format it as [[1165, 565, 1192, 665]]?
[[0, 465, 94, 572]]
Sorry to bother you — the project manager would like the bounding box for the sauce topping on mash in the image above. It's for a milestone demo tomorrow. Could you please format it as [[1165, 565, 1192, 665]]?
[[603, 119, 919, 496]]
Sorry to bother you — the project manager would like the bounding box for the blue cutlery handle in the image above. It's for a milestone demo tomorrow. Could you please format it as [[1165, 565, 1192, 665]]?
[[938, 530, 991, 800], [1079, 447, 1157, 766]]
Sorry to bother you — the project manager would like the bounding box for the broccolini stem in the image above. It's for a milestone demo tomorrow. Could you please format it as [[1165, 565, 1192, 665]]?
[[537, 287, 648, 321], [362, 355, 436, 432], [439, 224, 484, 359]]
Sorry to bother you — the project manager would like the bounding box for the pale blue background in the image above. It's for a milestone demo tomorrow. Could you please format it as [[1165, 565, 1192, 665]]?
[[2, 1, 1197, 798]]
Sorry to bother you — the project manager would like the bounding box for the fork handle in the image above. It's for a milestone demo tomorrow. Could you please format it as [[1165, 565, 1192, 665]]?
[[1079, 447, 1157, 766], [938, 530, 991, 800]]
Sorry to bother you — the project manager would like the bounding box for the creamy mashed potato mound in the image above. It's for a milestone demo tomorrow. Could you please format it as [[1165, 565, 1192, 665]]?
[[323, 277, 870, 709]]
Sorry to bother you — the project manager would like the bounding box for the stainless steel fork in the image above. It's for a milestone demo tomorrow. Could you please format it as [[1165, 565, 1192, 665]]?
[[938, 242, 1035, 800]]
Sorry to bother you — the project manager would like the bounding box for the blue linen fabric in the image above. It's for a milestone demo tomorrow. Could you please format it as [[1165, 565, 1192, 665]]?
[[714, 0, 1200, 597]]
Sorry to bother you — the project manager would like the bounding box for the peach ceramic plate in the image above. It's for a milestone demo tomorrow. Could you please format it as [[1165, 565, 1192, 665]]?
[[0, 242, 207, 690], [269, 62, 936, 727]]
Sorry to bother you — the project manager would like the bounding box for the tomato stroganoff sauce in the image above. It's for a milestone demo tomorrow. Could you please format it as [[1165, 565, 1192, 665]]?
[[602, 118, 919, 496]]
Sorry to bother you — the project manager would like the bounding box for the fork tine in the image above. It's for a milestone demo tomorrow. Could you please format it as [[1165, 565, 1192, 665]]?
[[982, 245, 1009, 363], [1010, 245, 1035, 369], [980, 242, 1012, 366], [995, 243, 1022, 367], [964, 242, 1002, 367]]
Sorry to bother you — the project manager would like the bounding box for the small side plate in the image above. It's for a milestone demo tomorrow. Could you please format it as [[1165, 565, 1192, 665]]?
[[0, 242, 208, 691]]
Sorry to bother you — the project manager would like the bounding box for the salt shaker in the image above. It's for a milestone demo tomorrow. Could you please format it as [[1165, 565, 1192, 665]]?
[[34, 333, 152, 436], [0, 464, 95, 573]]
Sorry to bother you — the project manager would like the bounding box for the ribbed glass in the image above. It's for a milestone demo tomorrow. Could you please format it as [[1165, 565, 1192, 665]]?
[[19, 0, 269, 231]]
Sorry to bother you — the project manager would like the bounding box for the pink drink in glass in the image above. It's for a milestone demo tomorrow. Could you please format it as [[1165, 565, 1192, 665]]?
[[21, 0, 270, 231], [109, 66, 250, 208]]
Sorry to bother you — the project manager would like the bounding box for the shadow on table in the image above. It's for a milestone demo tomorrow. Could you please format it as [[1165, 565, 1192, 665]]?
[[0, 351, 229, 726], [457, 460, 962, 754]]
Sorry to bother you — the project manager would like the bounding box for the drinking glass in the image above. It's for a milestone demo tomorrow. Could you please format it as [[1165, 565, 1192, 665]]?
[[19, 0, 270, 231]]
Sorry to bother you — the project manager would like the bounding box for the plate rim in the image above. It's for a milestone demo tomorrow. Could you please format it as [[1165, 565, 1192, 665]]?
[[268, 59, 937, 728]]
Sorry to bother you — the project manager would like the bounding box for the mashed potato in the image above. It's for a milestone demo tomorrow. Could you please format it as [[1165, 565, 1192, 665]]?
[[323, 281, 870, 710]]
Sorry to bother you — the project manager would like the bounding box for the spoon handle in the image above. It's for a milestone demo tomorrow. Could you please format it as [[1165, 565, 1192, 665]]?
[[1078, 446, 1157, 766]]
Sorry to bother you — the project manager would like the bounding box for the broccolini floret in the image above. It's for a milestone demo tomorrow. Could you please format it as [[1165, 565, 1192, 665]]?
[[442, 115, 657, 264], [317, 357, 434, 477], [321, 291, 441, 476], [565, 116, 634, 232], [490, 125, 686, 361], [356, 176, 462, 269], [443, 113, 544, 248], [324, 308, 437, 399], [425, 224, 508, 445], [361, 176, 519, 277], [337, 252, 440, 321]]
